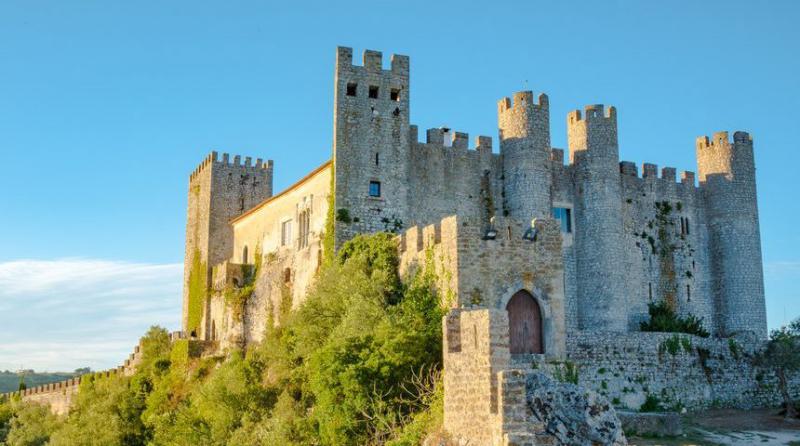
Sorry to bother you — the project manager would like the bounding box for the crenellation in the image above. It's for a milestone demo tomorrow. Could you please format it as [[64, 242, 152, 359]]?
[[475, 135, 492, 152], [661, 167, 676, 182], [643, 162, 658, 178], [681, 170, 695, 186], [426, 127, 444, 145], [452, 131, 469, 149], [620, 161, 637, 176], [390, 53, 410, 73], [363, 49, 382, 71]]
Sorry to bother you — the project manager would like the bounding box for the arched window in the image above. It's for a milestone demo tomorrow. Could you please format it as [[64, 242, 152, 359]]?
[[242, 246, 249, 264], [506, 290, 543, 354]]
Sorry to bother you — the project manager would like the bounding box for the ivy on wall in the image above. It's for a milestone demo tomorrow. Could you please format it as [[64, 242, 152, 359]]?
[[186, 249, 208, 335]]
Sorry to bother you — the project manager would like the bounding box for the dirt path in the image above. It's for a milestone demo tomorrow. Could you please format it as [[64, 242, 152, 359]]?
[[629, 409, 800, 446]]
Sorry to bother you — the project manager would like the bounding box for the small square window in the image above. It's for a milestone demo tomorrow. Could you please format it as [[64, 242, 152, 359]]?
[[390, 88, 400, 101], [368, 86, 379, 99], [369, 181, 381, 197], [346, 82, 357, 96]]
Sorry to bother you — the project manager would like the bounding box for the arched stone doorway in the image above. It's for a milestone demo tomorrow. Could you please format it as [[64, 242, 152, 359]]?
[[506, 290, 543, 354]]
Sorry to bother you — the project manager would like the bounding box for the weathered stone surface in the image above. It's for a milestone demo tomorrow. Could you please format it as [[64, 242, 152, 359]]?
[[525, 372, 627, 446], [617, 411, 682, 437]]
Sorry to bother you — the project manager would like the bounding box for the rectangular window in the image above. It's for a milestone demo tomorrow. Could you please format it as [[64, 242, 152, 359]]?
[[369, 180, 381, 197], [552, 207, 572, 233], [368, 85, 379, 99], [281, 220, 292, 247], [390, 88, 400, 101], [298, 210, 310, 248], [346, 82, 357, 96]]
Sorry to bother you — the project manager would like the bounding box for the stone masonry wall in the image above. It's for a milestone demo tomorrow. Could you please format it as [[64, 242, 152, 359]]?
[[206, 163, 331, 348], [565, 331, 800, 411], [443, 309, 511, 445], [398, 215, 567, 359], [183, 151, 273, 334]]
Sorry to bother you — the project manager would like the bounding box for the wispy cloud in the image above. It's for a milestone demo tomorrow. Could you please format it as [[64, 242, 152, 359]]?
[[0, 258, 181, 372]]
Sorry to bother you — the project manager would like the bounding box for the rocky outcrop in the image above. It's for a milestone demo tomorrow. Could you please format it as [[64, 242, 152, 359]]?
[[525, 372, 627, 446]]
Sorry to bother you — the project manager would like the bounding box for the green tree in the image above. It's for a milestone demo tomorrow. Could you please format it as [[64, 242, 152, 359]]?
[[5, 402, 61, 446], [755, 318, 800, 418]]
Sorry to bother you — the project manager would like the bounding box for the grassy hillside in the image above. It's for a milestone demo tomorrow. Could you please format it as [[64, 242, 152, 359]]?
[[0, 371, 79, 394]]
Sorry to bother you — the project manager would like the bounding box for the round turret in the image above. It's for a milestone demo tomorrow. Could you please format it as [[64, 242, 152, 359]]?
[[498, 91, 551, 219]]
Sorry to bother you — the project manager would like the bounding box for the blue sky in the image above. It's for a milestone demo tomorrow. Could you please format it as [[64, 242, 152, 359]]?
[[0, 0, 798, 371]]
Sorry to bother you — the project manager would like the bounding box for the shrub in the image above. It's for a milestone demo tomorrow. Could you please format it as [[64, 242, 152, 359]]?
[[639, 394, 662, 412], [640, 301, 710, 337]]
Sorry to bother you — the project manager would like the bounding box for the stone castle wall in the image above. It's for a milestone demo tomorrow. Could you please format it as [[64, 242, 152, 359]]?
[[564, 331, 800, 412], [2, 338, 149, 415]]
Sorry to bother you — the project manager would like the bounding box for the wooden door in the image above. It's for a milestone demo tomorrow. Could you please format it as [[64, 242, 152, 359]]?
[[506, 290, 543, 354]]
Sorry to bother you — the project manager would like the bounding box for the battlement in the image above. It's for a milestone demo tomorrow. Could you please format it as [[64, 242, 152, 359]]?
[[497, 90, 549, 114], [336, 46, 409, 74], [412, 125, 493, 153], [618, 160, 696, 187], [398, 218, 447, 254], [696, 130, 752, 150], [567, 104, 617, 124], [189, 151, 274, 181], [696, 130, 756, 184]]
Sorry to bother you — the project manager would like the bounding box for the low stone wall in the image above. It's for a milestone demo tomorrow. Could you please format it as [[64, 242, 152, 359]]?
[[563, 331, 800, 412], [1, 332, 178, 414]]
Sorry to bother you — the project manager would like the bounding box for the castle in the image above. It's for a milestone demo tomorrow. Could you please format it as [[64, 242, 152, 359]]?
[[182, 46, 767, 351], [6, 48, 791, 442]]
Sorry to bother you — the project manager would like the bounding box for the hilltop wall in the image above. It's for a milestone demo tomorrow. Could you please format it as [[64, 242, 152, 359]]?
[[1, 336, 151, 415]]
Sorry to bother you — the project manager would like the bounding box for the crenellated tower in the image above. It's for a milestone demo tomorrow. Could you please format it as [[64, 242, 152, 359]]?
[[182, 152, 273, 336], [498, 91, 552, 219], [568, 105, 627, 332], [333, 47, 411, 248], [696, 131, 766, 338]]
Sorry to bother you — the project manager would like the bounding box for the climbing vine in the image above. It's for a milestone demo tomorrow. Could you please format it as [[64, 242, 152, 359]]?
[[322, 163, 336, 266], [223, 248, 261, 322], [186, 249, 208, 335]]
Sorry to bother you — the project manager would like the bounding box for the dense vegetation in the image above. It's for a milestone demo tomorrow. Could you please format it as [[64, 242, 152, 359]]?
[[639, 300, 710, 338], [756, 318, 800, 418], [0, 233, 445, 446]]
